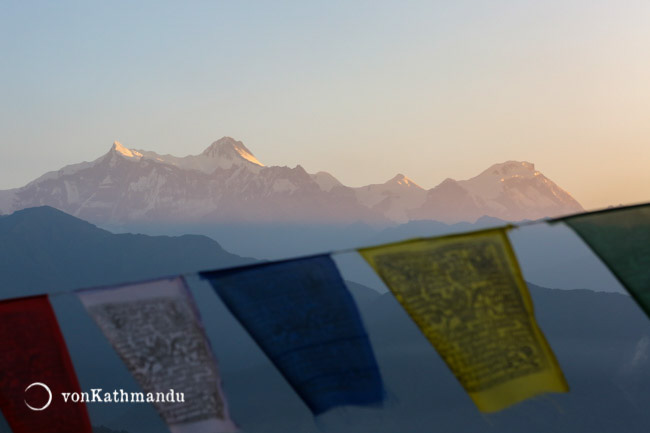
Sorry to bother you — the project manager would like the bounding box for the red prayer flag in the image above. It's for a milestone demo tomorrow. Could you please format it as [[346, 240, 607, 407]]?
[[0, 295, 92, 433]]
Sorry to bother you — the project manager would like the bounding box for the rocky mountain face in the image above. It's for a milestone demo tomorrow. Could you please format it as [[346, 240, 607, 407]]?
[[0, 137, 583, 225], [410, 161, 584, 223]]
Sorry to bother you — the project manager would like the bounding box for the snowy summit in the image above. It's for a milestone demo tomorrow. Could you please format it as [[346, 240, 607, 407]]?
[[0, 138, 583, 225]]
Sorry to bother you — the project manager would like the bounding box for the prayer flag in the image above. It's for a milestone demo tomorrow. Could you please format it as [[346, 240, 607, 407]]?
[[561, 204, 650, 316], [201, 255, 384, 415], [77, 277, 236, 433], [0, 295, 92, 433], [359, 228, 568, 412]]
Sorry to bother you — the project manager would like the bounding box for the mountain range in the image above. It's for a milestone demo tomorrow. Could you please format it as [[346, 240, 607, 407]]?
[[0, 137, 583, 226]]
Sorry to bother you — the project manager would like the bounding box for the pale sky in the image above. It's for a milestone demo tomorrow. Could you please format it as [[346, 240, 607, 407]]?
[[1, 1, 649, 210]]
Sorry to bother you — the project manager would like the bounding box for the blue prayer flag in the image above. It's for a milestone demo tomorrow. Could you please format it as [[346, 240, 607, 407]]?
[[201, 255, 384, 415]]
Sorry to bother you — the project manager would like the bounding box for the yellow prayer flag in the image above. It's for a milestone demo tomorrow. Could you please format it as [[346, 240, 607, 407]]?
[[359, 228, 568, 412]]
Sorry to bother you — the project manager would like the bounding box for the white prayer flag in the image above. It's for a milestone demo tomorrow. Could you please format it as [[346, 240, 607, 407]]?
[[78, 277, 237, 433]]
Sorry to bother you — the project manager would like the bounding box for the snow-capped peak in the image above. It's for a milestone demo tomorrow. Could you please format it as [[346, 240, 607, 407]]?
[[456, 160, 540, 199], [110, 137, 266, 174], [479, 161, 538, 180], [353, 173, 427, 223], [201, 137, 264, 167], [111, 141, 143, 159], [408, 160, 583, 223], [386, 173, 422, 188]]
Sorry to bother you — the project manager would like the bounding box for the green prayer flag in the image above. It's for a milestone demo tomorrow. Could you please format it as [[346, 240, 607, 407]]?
[[561, 204, 650, 316]]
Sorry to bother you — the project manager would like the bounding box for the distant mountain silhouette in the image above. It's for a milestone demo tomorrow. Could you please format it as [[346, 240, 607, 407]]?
[[0, 206, 255, 298], [220, 215, 620, 294]]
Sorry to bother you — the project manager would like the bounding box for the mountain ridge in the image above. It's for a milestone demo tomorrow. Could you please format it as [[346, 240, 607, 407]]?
[[0, 206, 255, 297], [0, 138, 583, 225]]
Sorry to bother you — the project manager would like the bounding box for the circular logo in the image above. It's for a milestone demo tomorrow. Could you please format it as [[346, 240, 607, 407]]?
[[24, 382, 52, 411]]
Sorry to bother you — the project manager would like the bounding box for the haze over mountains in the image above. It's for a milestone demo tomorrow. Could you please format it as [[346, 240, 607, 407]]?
[[0, 137, 616, 293], [0, 137, 583, 226]]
